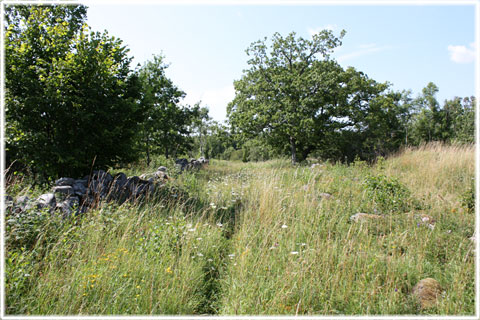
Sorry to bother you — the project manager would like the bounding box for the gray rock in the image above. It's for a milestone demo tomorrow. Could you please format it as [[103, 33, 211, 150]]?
[[15, 195, 33, 211], [350, 213, 383, 222], [36, 193, 56, 210], [74, 179, 88, 187], [73, 182, 87, 196], [55, 177, 75, 186], [5, 195, 14, 208], [53, 186, 74, 195], [57, 196, 80, 219], [155, 171, 168, 180], [319, 192, 333, 200], [92, 170, 113, 185]]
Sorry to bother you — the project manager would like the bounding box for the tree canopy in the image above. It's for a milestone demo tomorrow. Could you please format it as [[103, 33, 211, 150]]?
[[5, 5, 143, 179]]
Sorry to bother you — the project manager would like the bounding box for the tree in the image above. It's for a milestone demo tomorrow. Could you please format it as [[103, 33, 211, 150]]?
[[138, 54, 197, 163], [228, 31, 349, 163], [228, 31, 396, 163], [5, 5, 144, 179]]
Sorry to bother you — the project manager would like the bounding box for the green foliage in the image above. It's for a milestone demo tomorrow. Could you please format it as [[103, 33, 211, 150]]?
[[138, 54, 196, 162], [5, 5, 144, 179], [461, 178, 475, 214], [364, 174, 411, 213]]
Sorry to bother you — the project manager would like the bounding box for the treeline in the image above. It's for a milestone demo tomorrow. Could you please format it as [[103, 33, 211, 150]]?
[[5, 5, 475, 182], [5, 5, 204, 180]]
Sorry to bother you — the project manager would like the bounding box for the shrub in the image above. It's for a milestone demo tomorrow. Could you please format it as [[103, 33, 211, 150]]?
[[364, 174, 411, 213]]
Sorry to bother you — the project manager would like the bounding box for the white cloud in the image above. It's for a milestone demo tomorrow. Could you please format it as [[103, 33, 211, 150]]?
[[337, 43, 391, 63], [308, 24, 337, 37], [183, 85, 235, 123], [447, 43, 476, 64]]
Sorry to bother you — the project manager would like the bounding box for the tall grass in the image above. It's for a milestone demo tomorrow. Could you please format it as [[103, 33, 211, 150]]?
[[5, 144, 475, 315]]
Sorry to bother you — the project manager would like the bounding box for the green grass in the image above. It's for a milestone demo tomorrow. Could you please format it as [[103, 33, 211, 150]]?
[[5, 144, 475, 315]]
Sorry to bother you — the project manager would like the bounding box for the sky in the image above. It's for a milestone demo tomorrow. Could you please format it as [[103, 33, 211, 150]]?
[[86, 1, 477, 123]]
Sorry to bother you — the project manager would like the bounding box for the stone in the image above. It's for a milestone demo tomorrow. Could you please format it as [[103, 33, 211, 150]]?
[[157, 166, 167, 172], [73, 182, 87, 196], [5, 195, 14, 209], [155, 170, 168, 180], [57, 196, 80, 219], [36, 193, 56, 210], [55, 177, 75, 186], [319, 192, 333, 200], [175, 158, 189, 171], [412, 278, 442, 309], [15, 195, 33, 211], [74, 179, 88, 187], [92, 170, 113, 186], [53, 186, 74, 195], [350, 213, 383, 222]]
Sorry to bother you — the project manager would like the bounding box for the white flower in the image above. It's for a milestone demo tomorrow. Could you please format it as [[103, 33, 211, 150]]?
[[207, 258, 213, 262], [188, 228, 196, 232], [197, 253, 204, 257], [281, 224, 288, 229], [216, 222, 223, 227], [290, 251, 299, 255], [228, 254, 235, 259]]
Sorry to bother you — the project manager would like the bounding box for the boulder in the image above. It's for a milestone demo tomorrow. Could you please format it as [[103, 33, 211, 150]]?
[[57, 196, 80, 219], [36, 193, 56, 210], [53, 186, 74, 195], [55, 177, 75, 186], [92, 170, 113, 186], [74, 179, 88, 187], [73, 182, 87, 196], [412, 278, 442, 309], [350, 213, 383, 222], [16, 195, 33, 211]]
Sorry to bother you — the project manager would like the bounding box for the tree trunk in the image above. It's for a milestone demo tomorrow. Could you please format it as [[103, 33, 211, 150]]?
[[289, 136, 298, 164]]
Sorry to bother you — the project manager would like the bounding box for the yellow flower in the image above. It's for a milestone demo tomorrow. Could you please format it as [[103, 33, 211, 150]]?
[[136, 294, 140, 298], [123, 274, 128, 277], [165, 267, 173, 274], [136, 285, 140, 289]]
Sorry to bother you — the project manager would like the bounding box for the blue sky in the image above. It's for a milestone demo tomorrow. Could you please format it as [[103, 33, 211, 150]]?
[[86, 2, 476, 123]]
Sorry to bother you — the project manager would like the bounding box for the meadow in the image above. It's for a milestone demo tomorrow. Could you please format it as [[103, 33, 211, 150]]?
[[4, 143, 475, 315]]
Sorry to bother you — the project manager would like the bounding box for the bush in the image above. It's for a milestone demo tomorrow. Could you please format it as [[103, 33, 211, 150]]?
[[364, 174, 411, 213]]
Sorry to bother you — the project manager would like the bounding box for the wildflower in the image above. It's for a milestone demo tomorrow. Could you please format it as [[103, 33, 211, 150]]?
[[197, 253, 204, 257], [136, 285, 141, 289], [165, 267, 173, 274], [216, 222, 223, 227], [207, 258, 213, 262], [228, 254, 235, 259], [196, 237, 203, 241], [123, 274, 128, 278], [290, 251, 299, 255], [136, 294, 140, 298], [281, 224, 288, 229]]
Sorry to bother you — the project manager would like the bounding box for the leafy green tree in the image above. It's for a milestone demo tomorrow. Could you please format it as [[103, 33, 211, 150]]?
[[138, 54, 198, 162], [410, 82, 443, 143], [228, 30, 367, 164], [5, 5, 143, 179]]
